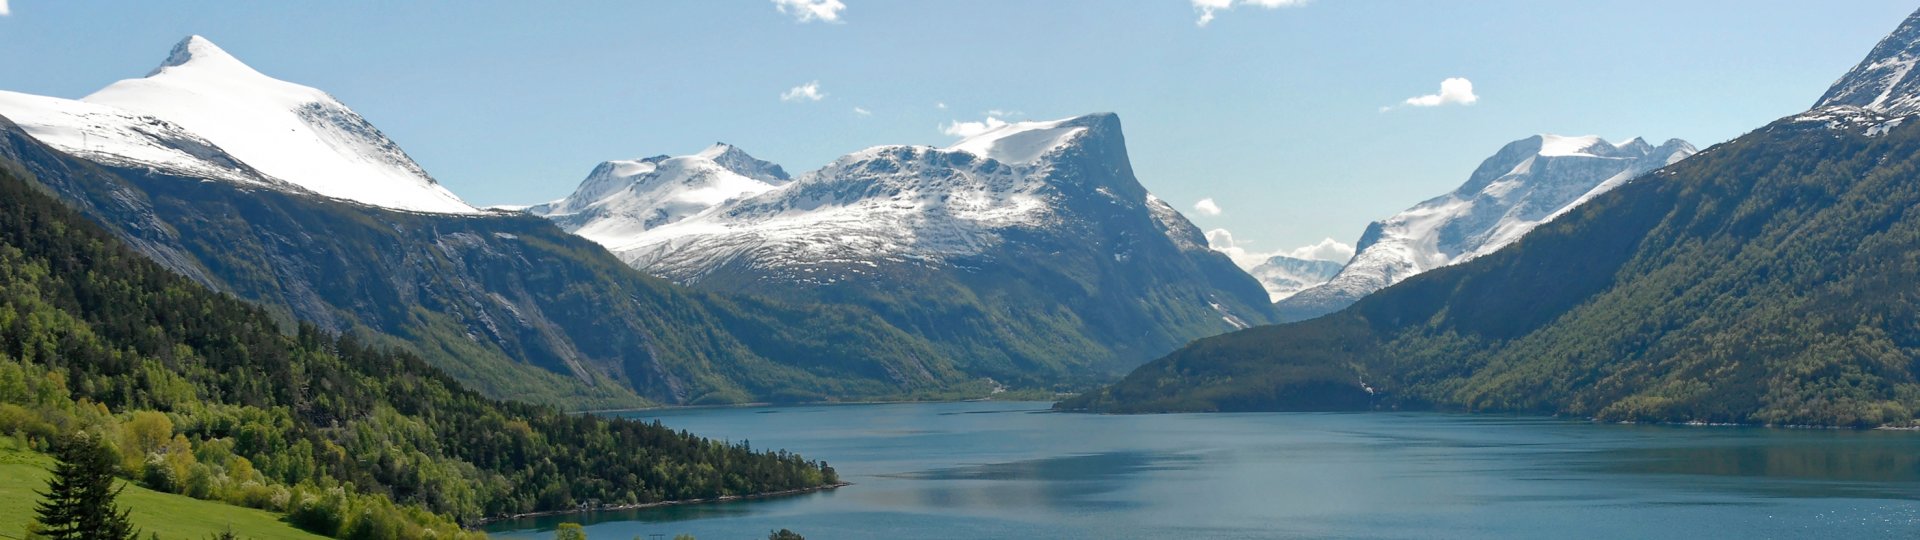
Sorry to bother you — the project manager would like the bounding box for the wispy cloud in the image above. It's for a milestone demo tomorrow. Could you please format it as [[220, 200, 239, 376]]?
[[853, 106, 872, 116], [1192, 0, 1307, 27], [935, 102, 948, 110], [773, 0, 846, 23], [940, 115, 1009, 138], [1192, 198, 1223, 216], [780, 81, 826, 103], [0, 0, 11, 16], [1384, 77, 1478, 111]]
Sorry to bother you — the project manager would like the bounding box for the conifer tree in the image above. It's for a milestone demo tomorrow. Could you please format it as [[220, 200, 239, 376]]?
[[34, 433, 139, 540]]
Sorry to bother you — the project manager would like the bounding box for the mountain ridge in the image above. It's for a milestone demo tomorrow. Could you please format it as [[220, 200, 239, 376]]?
[[533, 111, 1277, 380], [1275, 133, 1693, 319]]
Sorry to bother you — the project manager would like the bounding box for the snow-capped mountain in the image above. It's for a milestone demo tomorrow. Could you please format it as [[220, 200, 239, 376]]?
[[1277, 134, 1695, 320], [534, 113, 1275, 374], [1789, 10, 1920, 135], [585, 114, 1211, 285], [0, 88, 284, 188], [526, 143, 789, 243], [1816, 10, 1920, 117], [1247, 255, 1345, 302], [0, 36, 475, 214]]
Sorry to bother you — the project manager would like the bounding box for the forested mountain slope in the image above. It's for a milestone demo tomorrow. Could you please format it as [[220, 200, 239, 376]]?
[[0, 112, 981, 408], [1065, 115, 1920, 427], [0, 159, 837, 534]]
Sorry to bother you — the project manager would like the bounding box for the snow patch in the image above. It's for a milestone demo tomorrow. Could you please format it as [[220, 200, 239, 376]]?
[[946, 117, 1088, 165]]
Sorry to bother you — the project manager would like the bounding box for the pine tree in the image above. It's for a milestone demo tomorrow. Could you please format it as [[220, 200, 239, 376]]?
[[34, 433, 139, 540]]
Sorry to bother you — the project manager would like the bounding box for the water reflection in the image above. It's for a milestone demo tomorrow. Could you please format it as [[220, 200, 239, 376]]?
[[486, 403, 1920, 540], [877, 451, 1202, 513], [889, 450, 1200, 481]]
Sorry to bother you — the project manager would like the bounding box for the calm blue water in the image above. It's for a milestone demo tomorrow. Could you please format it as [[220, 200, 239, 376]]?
[[485, 401, 1920, 539]]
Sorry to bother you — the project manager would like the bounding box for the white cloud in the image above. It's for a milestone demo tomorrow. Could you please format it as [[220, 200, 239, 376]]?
[[1285, 237, 1356, 262], [1205, 229, 1265, 269], [1192, 0, 1307, 27], [1388, 77, 1478, 110], [935, 102, 948, 110], [0, 0, 11, 16], [773, 0, 845, 23], [1206, 229, 1354, 270], [1192, 198, 1223, 216], [940, 115, 1009, 138], [780, 81, 826, 103], [853, 106, 872, 116]]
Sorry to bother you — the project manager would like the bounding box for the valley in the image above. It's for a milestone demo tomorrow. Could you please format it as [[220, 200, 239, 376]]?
[[1, 3, 1919, 539]]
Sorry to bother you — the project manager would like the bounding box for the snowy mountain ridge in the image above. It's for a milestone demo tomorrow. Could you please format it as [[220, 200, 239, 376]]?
[[1248, 254, 1345, 303], [572, 113, 1140, 283], [0, 36, 475, 214], [526, 143, 791, 243], [1276, 134, 1694, 319], [1815, 9, 1920, 117], [529, 112, 1276, 363]]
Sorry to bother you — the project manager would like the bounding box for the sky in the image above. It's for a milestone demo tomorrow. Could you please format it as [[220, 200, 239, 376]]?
[[0, 1, 1914, 261]]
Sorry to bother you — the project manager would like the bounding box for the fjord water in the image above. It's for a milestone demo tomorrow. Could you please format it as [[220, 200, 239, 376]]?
[[486, 402, 1920, 539]]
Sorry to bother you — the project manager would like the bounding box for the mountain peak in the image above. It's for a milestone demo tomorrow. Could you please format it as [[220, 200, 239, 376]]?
[[694, 142, 789, 184], [63, 35, 479, 213], [946, 112, 1122, 165], [151, 35, 257, 77], [1814, 8, 1920, 116]]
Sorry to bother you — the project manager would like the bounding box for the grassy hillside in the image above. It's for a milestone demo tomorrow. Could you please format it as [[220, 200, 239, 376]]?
[[0, 444, 326, 540], [1065, 115, 1920, 428]]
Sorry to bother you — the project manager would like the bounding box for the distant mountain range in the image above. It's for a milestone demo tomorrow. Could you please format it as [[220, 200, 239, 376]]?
[[1063, 7, 1920, 428], [526, 113, 1276, 379], [1247, 254, 1345, 302]]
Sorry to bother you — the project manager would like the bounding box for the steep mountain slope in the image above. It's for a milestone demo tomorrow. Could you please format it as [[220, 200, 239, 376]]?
[[0, 89, 283, 189], [1816, 8, 1920, 116], [539, 113, 1276, 379], [0, 160, 836, 531], [1063, 9, 1920, 428], [0, 36, 474, 214], [1276, 134, 1693, 320], [0, 113, 974, 407]]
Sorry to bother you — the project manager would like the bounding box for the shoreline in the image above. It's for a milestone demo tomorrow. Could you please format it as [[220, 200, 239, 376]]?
[[1055, 405, 1918, 431], [470, 481, 853, 527], [575, 395, 1071, 416]]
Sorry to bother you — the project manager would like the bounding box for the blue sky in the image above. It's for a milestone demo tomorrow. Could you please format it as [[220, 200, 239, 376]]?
[[0, 1, 1914, 257]]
